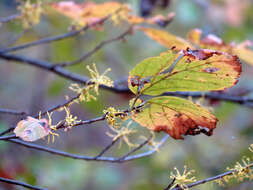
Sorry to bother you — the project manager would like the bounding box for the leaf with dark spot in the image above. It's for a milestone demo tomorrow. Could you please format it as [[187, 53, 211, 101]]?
[[128, 49, 241, 96], [131, 96, 217, 139]]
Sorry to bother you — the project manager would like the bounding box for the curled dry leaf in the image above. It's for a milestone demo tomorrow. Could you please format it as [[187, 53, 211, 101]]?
[[50, 1, 128, 26], [50, 1, 174, 28], [187, 29, 253, 65], [138, 27, 193, 50], [128, 49, 241, 96], [138, 27, 253, 65], [14, 116, 50, 142], [131, 96, 217, 139], [129, 12, 175, 27]]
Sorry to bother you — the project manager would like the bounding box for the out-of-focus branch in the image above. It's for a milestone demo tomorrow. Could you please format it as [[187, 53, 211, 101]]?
[[3, 30, 27, 47], [171, 162, 253, 190], [4, 135, 169, 163], [0, 134, 17, 140], [117, 134, 153, 161], [0, 176, 47, 190], [94, 137, 120, 158], [0, 9, 122, 53], [0, 108, 27, 116], [163, 91, 253, 107], [38, 94, 81, 117], [0, 27, 86, 53], [0, 13, 21, 23], [58, 27, 133, 67]]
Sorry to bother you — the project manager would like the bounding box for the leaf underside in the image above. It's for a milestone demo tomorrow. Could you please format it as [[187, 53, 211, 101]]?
[[131, 96, 217, 139]]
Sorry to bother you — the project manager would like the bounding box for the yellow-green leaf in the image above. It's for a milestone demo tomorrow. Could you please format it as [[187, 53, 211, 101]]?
[[128, 49, 241, 96], [131, 96, 217, 139]]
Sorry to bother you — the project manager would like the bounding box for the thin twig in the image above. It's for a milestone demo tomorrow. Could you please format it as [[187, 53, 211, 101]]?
[[0, 128, 14, 137], [3, 30, 27, 47], [94, 138, 120, 158], [0, 108, 28, 116], [5, 135, 169, 163], [0, 8, 122, 53], [117, 134, 153, 161], [0, 134, 17, 140], [163, 91, 253, 107], [164, 177, 176, 190], [0, 176, 47, 190], [37, 93, 81, 117], [0, 13, 21, 23], [172, 162, 253, 190], [58, 27, 132, 67]]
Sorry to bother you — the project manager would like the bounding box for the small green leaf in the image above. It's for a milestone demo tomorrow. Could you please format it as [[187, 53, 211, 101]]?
[[128, 49, 241, 96], [131, 96, 217, 139]]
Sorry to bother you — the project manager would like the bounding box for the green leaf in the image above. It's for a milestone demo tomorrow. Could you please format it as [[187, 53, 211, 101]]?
[[128, 49, 241, 96], [131, 96, 217, 139]]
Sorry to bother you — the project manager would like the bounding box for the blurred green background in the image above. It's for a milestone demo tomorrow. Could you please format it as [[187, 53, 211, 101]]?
[[1, 0, 253, 189]]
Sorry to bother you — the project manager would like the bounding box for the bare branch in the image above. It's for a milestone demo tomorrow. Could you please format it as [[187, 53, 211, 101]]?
[[171, 162, 253, 190], [0, 8, 123, 53], [4, 135, 169, 163], [0, 108, 28, 116], [163, 91, 253, 107], [0, 134, 17, 140], [58, 27, 132, 67], [117, 134, 153, 161], [0, 176, 47, 190], [164, 178, 176, 190], [38, 94, 81, 117], [3, 30, 27, 47], [94, 138, 120, 158], [0, 13, 21, 23], [0, 127, 15, 137]]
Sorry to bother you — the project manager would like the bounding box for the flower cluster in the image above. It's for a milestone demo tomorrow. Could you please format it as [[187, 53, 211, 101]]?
[[63, 107, 81, 131], [87, 63, 114, 95], [46, 112, 60, 143], [169, 165, 196, 190], [18, 0, 43, 28]]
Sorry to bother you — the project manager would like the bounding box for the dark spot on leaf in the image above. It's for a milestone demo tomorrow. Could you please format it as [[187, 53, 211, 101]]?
[[183, 49, 222, 60], [203, 67, 219, 73]]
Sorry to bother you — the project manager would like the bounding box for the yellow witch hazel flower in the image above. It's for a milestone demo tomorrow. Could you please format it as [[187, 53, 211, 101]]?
[[87, 63, 114, 95], [46, 112, 60, 143], [63, 106, 81, 131], [111, 4, 131, 25], [170, 165, 196, 190], [69, 83, 96, 102], [18, 0, 43, 29], [103, 107, 125, 127], [227, 156, 253, 182]]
